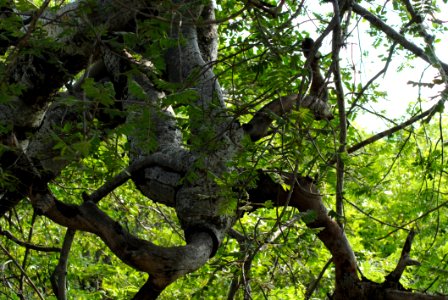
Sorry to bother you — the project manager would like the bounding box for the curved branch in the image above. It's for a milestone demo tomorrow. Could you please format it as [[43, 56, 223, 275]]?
[[4, 0, 156, 108], [29, 191, 214, 294], [1, 0, 160, 213], [246, 172, 358, 288], [0, 227, 61, 252], [247, 171, 446, 299], [248, 171, 446, 300], [384, 228, 420, 288], [0, 0, 161, 177], [242, 94, 332, 141]]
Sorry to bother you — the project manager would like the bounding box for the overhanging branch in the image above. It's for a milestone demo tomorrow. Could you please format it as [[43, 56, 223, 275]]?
[[246, 171, 358, 287], [0, 227, 61, 252], [1, 0, 158, 129]]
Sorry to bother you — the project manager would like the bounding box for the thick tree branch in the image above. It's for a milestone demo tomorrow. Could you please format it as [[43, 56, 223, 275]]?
[[331, 0, 347, 225], [165, 4, 225, 113], [29, 190, 214, 294], [0, 77, 126, 215], [0, 0, 159, 143], [1, 1, 446, 298], [246, 172, 359, 289], [0, 0, 160, 213], [0, 192, 30, 218], [247, 171, 446, 299], [161, 1, 242, 256], [197, 0, 218, 64], [84, 150, 192, 205]]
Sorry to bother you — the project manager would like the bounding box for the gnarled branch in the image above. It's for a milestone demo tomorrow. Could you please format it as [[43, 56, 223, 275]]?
[[29, 190, 214, 295]]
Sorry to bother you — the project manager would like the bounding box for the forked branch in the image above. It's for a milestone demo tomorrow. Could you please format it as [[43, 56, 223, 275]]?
[[384, 228, 421, 289]]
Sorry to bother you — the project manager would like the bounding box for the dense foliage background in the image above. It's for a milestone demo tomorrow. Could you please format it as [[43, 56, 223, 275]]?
[[0, 0, 447, 299]]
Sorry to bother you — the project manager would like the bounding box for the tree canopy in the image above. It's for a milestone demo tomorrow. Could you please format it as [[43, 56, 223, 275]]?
[[0, 0, 447, 299]]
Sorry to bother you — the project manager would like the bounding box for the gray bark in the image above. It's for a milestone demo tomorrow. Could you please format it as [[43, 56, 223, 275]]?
[[0, 0, 445, 299]]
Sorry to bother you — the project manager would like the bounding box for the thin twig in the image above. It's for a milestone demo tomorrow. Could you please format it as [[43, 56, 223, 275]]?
[[347, 103, 436, 154], [331, 0, 346, 225], [51, 229, 76, 300], [352, 3, 448, 73], [20, 212, 36, 294], [344, 198, 408, 230], [0, 242, 45, 300], [372, 130, 412, 190], [83, 155, 186, 203], [0, 228, 61, 252], [378, 199, 448, 240], [305, 258, 332, 300], [347, 42, 397, 116]]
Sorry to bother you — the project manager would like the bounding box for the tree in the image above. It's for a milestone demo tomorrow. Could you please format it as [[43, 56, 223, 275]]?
[[0, 0, 447, 299]]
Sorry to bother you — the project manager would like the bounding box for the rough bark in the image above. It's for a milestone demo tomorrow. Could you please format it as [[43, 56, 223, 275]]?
[[0, 0, 157, 212], [0, 0, 447, 299], [30, 190, 214, 291]]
